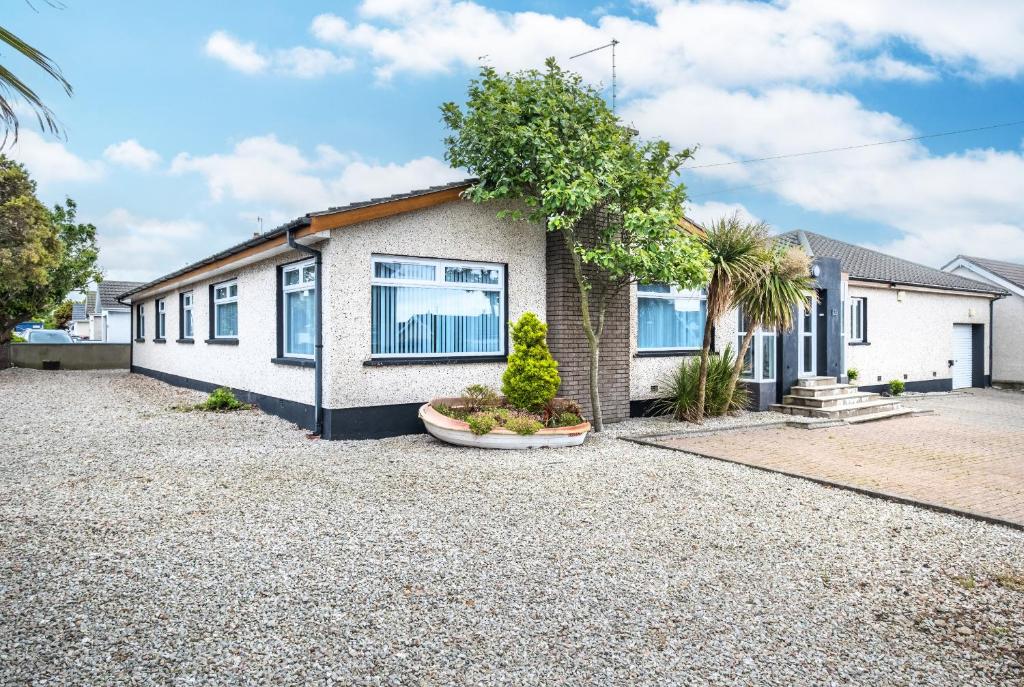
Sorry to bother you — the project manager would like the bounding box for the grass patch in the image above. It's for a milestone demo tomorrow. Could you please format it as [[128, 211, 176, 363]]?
[[994, 572, 1024, 593]]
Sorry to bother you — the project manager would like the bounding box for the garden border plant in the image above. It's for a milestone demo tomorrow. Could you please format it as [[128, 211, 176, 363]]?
[[173, 387, 252, 413]]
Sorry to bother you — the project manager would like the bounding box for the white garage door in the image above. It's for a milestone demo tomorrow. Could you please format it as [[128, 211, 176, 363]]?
[[952, 324, 974, 389]]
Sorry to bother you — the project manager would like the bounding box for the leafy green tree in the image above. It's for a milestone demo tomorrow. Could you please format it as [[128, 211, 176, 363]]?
[[42, 298, 74, 330], [442, 60, 708, 430], [502, 312, 561, 412], [691, 215, 768, 423], [1, 17, 72, 143], [728, 245, 814, 400], [0, 157, 100, 343]]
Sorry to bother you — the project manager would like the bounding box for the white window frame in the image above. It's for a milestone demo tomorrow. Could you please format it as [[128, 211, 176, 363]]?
[[737, 308, 777, 382], [848, 296, 866, 343], [281, 259, 316, 359], [636, 284, 707, 352], [156, 298, 166, 339], [213, 279, 238, 339], [181, 291, 194, 340], [370, 255, 505, 359]]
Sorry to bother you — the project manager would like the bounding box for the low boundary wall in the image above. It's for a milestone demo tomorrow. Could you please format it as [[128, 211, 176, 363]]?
[[10, 343, 130, 370]]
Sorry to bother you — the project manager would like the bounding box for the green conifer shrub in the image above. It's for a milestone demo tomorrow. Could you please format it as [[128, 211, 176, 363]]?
[[501, 312, 561, 412]]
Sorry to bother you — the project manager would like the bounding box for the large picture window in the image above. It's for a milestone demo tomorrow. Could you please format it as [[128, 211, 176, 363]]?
[[737, 307, 777, 382], [180, 292, 193, 340], [848, 296, 866, 343], [370, 256, 504, 358], [212, 280, 238, 338], [637, 284, 706, 351], [282, 260, 316, 358]]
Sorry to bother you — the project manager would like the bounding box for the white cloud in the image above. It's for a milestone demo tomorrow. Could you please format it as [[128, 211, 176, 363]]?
[[103, 139, 161, 171], [171, 135, 464, 213], [685, 201, 762, 229], [205, 30, 268, 74], [6, 129, 104, 186], [204, 30, 351, 78], [204, 2, 1024, 263], [96, 209, 206, 281]]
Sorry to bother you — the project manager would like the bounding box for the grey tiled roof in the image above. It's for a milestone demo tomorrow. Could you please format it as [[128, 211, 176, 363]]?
[[84, 291, 96, 316], [956, 255, 1024, 291], [71, 303, 87, 321], [97, 280, 144, 311], [776, 231, 1005, 295], [119, 179, 476, 301]]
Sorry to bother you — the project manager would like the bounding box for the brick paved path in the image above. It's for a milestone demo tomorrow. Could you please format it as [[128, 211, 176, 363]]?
[[652, 389, 1024, 527]]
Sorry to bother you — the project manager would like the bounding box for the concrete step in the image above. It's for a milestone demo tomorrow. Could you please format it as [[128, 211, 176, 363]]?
[[789, 384, 861, 399], [782, 391, 880, 409], [771, 398, 902, 419], [845, 408, 917, 424], [793, 376, 838, 388]]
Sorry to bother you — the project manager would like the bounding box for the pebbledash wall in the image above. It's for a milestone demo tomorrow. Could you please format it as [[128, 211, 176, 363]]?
[[845, 282, 991, 392], [132, 200, 547, 438]]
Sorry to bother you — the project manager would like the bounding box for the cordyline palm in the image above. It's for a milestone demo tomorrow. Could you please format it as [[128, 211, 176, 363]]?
[[691, 215, 768, 423], [728, 246, 815, 398], [0, 22, 72, 145]]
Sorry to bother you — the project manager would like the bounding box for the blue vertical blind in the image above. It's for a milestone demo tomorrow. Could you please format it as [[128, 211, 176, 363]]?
[[283, 260, 316, 357], [637, 284, 707, 350], [371, 257, 503, 357]]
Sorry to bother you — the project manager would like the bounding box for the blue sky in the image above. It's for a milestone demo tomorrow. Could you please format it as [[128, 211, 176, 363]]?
[[6, 0, 1024, 282]]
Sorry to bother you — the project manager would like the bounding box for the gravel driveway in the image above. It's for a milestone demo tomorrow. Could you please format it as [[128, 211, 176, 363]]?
[[1, 369, 1023, 685]]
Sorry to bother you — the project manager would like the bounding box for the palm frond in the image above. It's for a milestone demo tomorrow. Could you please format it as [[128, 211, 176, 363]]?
[[0, 24, 72, 145], [735, 246, 815, 333]]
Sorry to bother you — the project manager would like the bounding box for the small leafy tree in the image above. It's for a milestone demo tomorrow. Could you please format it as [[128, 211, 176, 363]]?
[[727, 245, 814, 400], [43, 299, 74, 330], [502, 312, 561, 412], [443, 60, 709, 430], [0, 157, 101, 343], [691, 215, 768, 423]]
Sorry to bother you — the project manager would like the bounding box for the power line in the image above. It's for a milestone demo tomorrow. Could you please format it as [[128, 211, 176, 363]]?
[[683, 118, 1024, 170]]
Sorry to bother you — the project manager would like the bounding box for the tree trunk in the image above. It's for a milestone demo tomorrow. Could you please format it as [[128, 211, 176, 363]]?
[[563, 228, 604, 432], [726, 326, 758, 406], [691, 322, 714, 424]]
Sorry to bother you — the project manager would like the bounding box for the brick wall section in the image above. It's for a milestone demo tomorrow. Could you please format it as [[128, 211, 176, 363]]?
[[545, 211, 631, 423]]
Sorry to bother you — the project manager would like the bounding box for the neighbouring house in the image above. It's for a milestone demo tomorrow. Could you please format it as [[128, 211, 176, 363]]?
[[70, 292, 95, 339], [117, 181, 1006, 440], [90, 281, 143, 342], [942, 255, 1024, 385]]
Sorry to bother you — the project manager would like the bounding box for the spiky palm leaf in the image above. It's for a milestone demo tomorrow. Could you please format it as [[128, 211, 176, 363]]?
[[690, 213, 770, 422], [0, 24, 72, 146]]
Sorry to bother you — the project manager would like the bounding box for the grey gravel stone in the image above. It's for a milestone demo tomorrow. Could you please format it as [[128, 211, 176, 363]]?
[[1, 368, 1023, 686]]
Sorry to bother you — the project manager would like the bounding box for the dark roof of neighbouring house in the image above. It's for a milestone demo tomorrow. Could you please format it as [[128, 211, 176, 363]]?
[[97, 280, 145, 310], [71, 302, 87, 321], [776, 230, 1006, 296], [118, 179, 477, 301], [84, 291, 96, 315], [954, 255, 1024, 291]]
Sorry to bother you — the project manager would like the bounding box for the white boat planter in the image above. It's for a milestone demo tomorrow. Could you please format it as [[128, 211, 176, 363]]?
[[418, 401, 591, 449]]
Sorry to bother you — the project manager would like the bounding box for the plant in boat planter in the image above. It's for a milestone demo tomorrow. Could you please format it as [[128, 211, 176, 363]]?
[[502, 312, 560, 412], [463, 384, 500, 412], [467, 411, 497, 435], [504, 414, 543, 435]]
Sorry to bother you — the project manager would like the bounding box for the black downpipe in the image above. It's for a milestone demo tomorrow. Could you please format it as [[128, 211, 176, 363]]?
[[287, 228, 323, 436]]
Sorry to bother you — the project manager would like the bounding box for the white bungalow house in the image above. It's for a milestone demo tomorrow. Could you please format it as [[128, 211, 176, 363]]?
[[943, 255, 1024, 385], [118, 181, 1007, 439]]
